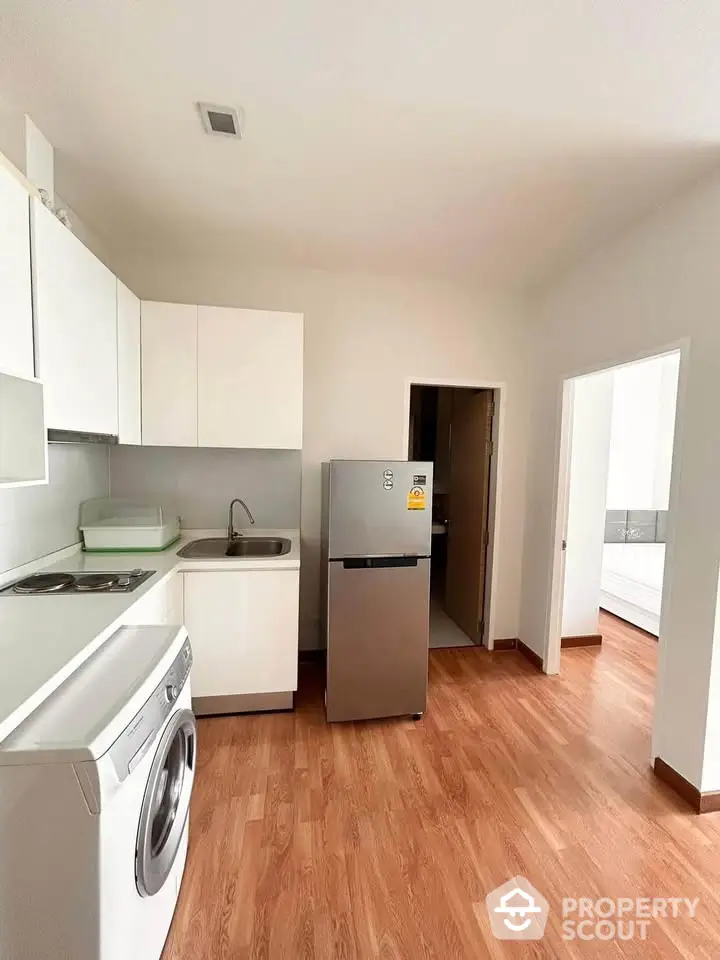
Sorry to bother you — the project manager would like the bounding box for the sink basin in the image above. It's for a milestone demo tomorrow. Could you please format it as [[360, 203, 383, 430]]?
[[225, 537, 290, 557], [177, 537, 292, 560]]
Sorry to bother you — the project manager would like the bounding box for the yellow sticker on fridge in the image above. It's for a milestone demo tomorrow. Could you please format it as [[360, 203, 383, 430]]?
[[407, 486, 426, 510]]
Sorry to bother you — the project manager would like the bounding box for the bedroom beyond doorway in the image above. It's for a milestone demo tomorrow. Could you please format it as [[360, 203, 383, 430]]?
[[555, 350, 681, 668]]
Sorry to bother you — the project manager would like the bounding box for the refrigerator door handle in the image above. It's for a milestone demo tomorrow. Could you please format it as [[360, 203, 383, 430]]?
[[341, 556, 421, 569]]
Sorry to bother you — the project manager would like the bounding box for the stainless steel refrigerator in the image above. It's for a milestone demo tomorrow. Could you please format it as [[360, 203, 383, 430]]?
[[321, 459, 433, 722]]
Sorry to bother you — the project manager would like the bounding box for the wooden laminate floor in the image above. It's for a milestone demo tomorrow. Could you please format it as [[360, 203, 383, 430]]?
[[163, 614, 720, 958]]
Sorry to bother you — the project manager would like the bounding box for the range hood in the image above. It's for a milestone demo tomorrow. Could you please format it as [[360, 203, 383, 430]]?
[[47, 429, 118, 445]]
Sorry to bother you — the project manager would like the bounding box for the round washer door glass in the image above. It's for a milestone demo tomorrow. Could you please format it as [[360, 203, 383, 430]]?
[[136, 708, 196, 897]]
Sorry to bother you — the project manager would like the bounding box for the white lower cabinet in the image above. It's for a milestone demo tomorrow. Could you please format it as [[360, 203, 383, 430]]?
[[122, 573, 184, 627], [165, 570, 184, 625], [183, 570, 299, 698]]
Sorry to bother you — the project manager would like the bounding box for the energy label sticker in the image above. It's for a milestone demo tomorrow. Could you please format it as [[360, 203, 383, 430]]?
[[407, 486, 426, 510]]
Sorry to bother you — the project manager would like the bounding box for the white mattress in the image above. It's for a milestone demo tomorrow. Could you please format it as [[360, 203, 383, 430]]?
[[601, 543, 665, 635]]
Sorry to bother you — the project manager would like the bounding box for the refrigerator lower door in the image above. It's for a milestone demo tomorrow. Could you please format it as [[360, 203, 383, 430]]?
[[326, 557, 430, 722]]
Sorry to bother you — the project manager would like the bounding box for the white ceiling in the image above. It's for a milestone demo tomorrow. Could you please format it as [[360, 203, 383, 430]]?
[[3, 0, 720, 286]]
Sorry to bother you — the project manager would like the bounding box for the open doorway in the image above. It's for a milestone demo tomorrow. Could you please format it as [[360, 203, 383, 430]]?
[[408, 384, 496, 649], [552, 351, 681, 670]]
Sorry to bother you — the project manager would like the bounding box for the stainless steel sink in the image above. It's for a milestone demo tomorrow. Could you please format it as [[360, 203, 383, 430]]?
[[177, 537, 292, 560], [226, 537, 290, 557]]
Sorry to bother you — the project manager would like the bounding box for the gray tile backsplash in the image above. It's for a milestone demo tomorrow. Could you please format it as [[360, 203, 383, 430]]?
[[0, 443, 110, 572], [109, 446, 301, 530]]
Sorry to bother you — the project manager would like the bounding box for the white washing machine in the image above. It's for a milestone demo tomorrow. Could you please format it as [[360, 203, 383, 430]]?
[[0, 623, 196, 960]]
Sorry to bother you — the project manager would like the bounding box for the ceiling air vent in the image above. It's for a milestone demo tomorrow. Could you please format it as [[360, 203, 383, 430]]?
[[197, 102, 243, 138]]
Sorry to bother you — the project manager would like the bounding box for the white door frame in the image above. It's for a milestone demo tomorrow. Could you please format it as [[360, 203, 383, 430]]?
[[402, 376, 506, 649], [542, 341, 688, 675]]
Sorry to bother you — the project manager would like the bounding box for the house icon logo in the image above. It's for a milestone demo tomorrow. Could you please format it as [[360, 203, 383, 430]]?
[[485, 876, 549, 940]]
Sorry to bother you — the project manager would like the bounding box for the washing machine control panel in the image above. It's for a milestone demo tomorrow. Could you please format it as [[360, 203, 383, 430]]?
[[109, 636, 193, 782]]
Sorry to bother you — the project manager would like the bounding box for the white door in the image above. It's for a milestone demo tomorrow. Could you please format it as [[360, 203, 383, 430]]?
[[184, 570, 299, 696], [117, 281, 141, 444], [197, 307, 303, 449], [0, 165, 34, 379], [32, 199, 118, 434], [141, 302, 198, 446]]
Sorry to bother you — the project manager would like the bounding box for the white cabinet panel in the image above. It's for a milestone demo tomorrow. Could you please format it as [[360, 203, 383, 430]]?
[[0, 371, 47, 487], [32, 199, 118, 434], [141, 301, 197, 447], [197, 307, 303, 449], [0, 165, 34, 379], [184, 570, 299, 697], [121, 583, 167, 626], [122, 573, 183, 626], [116, 281, 141, 444], [166, 570, 184, 625]]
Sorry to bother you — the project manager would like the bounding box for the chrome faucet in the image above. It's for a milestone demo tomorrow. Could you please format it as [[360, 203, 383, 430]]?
[[227, 498, 255, 540]]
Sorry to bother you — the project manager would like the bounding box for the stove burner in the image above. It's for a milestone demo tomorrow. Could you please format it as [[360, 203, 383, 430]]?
[[13, 573, 76, 594], [74, 574, 119, 592], [3, 568, 154, 598]]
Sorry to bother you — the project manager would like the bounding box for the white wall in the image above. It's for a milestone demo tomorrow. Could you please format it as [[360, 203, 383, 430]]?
[[0, 444, 109, 572], [522, 168, 720, 792], [561, 370, 614, 637], [109, 446, 301, 531], [111, 255, 530, 648], [606, 353, 680, 510], [653, 353, 681, 509], [0, 123, 112, 268]]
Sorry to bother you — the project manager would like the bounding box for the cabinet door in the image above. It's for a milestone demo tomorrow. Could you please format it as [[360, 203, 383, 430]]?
[[184, 570, 299, 697], [117, 281, 141, 444], [141, 302, 197, 446], [0, 165, 33, 378], [166, 571, 184, 625], [32, 199, 118, 434], [197, 307, 303, 449], [122, 574, 183, 626], [122, 582, 168, 626]]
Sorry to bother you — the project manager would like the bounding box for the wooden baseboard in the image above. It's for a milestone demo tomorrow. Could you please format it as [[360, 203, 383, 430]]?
[[699, 792, 720, 814], [492, 638, 518, 651], [517, 640, 544, 671], [653, 757, 720, 814], [561, 634, 603, 649]]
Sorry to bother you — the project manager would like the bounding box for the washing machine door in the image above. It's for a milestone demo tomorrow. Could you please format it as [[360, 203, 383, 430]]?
[[136, 708, 196, 897]]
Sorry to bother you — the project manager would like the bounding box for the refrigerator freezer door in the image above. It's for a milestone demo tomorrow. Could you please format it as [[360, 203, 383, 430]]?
[[326, 557, 430, 721], [327, 460, 433, 558]]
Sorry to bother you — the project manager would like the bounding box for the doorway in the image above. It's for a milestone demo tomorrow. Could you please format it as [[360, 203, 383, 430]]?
[[550, 350, 681, 673], [408, 384, 496, 649]]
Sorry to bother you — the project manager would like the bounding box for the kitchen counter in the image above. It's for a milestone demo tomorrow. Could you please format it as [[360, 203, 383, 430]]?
[[0, 529, 299, 743]]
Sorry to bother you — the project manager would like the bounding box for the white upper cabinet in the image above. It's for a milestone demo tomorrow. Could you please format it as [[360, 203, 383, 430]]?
[[32, 199, 118, 435], [116, 281, 141, 444], [197, 307, 303, 449], [0, 164, 34, 379], [141, 301, 198, 446]]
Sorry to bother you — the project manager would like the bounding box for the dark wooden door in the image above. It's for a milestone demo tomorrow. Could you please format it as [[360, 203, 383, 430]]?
[[445, 389, 494, 643]]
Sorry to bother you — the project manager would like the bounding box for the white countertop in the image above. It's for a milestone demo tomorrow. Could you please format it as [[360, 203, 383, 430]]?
[[0, 529, 300, 744]]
